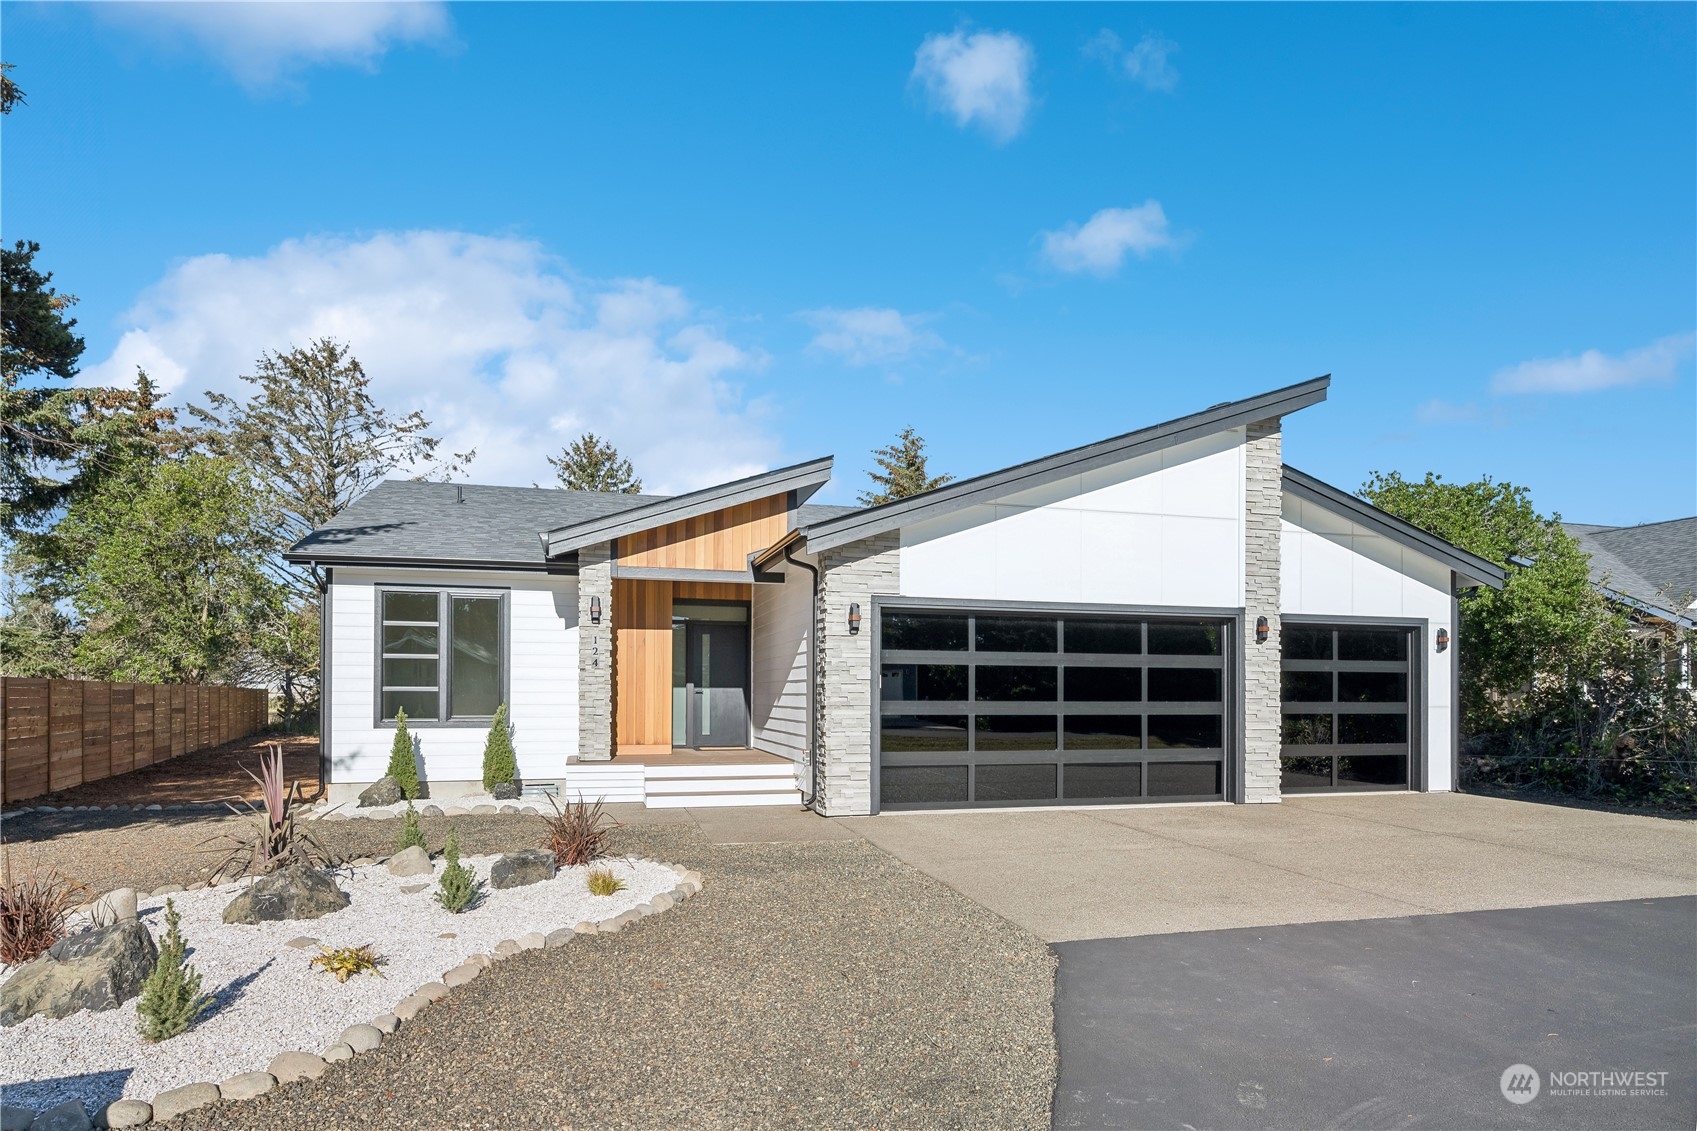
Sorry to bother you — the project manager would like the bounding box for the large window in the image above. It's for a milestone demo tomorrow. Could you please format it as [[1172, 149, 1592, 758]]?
[[878, 608, 1230, 809], [379, 588, 506, 724]]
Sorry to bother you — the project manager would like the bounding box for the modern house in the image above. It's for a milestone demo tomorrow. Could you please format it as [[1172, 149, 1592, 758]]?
[[286, 376, 1505, 814]]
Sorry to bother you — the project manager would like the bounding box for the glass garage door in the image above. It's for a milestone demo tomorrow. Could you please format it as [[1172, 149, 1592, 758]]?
[[1280, 624, 1414, 792], [876, 608, 1229, 810]]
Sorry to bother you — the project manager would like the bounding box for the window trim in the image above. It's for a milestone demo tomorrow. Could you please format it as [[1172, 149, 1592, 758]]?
[[374, 584, 509, 728]]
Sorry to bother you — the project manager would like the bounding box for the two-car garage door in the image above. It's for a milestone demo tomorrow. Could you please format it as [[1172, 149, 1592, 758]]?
[[876, 607, 1229, 810]]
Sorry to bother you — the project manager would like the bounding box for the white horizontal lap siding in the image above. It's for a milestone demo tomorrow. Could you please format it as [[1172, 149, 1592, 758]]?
[[898, 428, 1247, 609], [1279, 497, 1456, 791], [751, 558, 812, 761], [328, 567, 580, 786]]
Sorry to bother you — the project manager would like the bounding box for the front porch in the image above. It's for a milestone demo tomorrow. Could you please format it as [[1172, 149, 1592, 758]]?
[[566, 746, 803, 808]]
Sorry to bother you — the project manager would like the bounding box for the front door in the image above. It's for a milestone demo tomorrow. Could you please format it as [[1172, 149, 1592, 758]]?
[[678, 618, 750, 748]]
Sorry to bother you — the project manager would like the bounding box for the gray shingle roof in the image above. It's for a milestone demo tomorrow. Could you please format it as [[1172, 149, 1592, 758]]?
[[1564, 517, 1697, 616], [284, 481, 671, 568]]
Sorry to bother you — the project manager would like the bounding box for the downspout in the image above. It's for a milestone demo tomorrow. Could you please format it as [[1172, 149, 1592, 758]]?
[[310, 562, 331, 796], [783, 545, 822, 811]]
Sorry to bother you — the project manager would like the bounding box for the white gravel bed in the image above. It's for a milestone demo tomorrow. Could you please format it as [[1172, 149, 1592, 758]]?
[[309, 793, 529, 820], [0, 855, 678, 1113]]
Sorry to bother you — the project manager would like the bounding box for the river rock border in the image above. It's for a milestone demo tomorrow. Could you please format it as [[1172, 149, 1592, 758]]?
[[0, 863, 706, 1130]]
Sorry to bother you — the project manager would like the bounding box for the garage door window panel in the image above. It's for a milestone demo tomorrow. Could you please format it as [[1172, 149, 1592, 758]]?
[[1280, 624, 1414, 793]]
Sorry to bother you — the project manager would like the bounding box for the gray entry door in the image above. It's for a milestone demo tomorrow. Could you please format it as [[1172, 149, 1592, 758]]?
[[684, 621, 750, 747]]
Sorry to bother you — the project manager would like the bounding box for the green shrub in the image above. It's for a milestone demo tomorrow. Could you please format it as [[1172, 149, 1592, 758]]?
[[137, 899, 213, 1042], [386, 707, 420, 800], [442, 823, 462, 865], [396, 803, 426, 853], [435, 856, 481, 914], [586, 868, 626, 897], [311, 943, 385, 983], [482, 702, 516, 793]]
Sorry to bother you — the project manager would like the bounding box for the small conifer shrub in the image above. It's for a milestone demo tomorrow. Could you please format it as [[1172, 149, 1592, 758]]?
[[481, 702, 517, 793], [435, 825, 480, 913], [386, 707, 420, 800], [586, 868, 626, 897], [396, 803, 426, 853], [442, 823, 462, 865], [137, 899, 213, 1042]]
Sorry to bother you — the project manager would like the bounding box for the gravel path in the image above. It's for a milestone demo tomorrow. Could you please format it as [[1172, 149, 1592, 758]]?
[[9, 734, 324, 809], [166, 821, 1058, 1131]]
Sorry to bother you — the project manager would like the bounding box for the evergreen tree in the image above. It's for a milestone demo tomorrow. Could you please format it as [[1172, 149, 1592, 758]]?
[[547, 432, 642, 493], [442, 823, 462, 865], [136, 898, 213, 1042], [858, 427, 953, 506], [386, 707, 420, 799], [481, 702, 516, 792], [396, 803, 426, 852]]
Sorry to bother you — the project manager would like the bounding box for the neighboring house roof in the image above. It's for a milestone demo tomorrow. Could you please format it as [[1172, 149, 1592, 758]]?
[[1564, 517, 1697, 628], [540, 456, 833, 558], [793, 376, 1334, 555], [284, 481, 668, 570], [1282, 467, 1506, 590]]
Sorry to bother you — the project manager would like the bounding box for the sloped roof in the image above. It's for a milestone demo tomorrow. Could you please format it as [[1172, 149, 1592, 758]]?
[[1564, 517, 1697, 624]]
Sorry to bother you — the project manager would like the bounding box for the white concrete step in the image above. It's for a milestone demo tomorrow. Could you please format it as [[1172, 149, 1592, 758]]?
[[645, 790, 802, 809], [646, 776, 801, 795], [643, 763, 796, 780]]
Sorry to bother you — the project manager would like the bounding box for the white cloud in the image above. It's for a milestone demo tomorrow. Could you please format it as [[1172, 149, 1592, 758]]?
[[98, 1, 453, 89], [911, 29, 1034, 143], [83, 231, 779, 493], [1489, 332, 1695, 395], [1039, 201, 1183, 275], [1085, 30, 1179, 92], [800, 307, 943, 366], [1415, 398, 1480, 426]]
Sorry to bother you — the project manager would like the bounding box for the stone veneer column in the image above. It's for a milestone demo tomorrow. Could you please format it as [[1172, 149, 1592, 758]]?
[[814, 532, 900, 816], [1242, 419, 1284, 803], [576, 542, 614, 762]]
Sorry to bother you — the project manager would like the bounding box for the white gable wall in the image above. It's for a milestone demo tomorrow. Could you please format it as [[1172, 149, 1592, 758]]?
[[1279, 496, 1457, 791], [327, 566, 579, 791], [751, 555, 813, 762], [898, 428, 1247, 608]]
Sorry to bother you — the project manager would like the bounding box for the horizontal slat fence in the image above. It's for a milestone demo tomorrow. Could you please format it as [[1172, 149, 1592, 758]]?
[[0, 679, 267, 804]]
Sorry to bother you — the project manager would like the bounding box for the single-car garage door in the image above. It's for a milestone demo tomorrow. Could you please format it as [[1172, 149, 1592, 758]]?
[[1280, 622, 1417, 792], [876, 607, 1230, 810]]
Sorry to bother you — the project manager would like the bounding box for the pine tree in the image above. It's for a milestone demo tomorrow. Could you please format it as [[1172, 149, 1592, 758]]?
[[386, 707, 419, 799], [396, 803, 426, 852], [442, 823, 462, 865], [481, 702, 516, 792], [136, 898, 212, 1042], [435, 824, 479, 913], [546, 433, 642, 493], [857, 427, 953, 506]]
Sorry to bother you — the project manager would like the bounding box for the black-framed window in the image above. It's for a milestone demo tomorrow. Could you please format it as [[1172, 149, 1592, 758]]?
[[878, 608, 1230, 809], [378, 587, 507, 725]]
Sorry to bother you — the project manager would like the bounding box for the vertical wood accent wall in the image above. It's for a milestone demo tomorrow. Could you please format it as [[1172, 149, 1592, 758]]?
[[0, 679, 267, 803], [616, 495, 790, 571], [613, 578, 755, 747]]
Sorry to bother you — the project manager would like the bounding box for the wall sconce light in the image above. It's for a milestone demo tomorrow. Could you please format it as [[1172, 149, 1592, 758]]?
[[848, 603, 862, 635], [1255, 615, 1269, 644], [1436, 627, 1449, 653], [589, 595, 602, 625]]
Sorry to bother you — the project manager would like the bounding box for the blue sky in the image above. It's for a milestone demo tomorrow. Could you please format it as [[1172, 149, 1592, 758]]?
[[4, 2, 1693, 520]]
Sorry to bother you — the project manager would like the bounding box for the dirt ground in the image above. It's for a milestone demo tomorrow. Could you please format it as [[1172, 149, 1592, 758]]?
[[8, 733, 323, 810]]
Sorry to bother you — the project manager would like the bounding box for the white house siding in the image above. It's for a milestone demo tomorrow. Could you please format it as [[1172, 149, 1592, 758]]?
[[750, 556, 813, 764], [1279, 496, 1456, 791], [897, 428, 1247, 609], [327, 566, 580, 791]]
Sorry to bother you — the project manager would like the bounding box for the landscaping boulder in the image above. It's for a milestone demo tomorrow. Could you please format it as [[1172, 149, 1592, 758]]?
[[88, 888, 138, 926], [99, 1100, 151, 1129], [491, 781, 520, 801], [0, 921, 157, 1026], [266, 1051, 326, 1084], [149, 1083, 219, 1123], [1, 1106, 31, 1131], [385, 845, 433, 878], [489, 849, 555, 890], [222, 865, 349, 925], [357, 776, 405, 807], [25, 1099, 89, 1131]]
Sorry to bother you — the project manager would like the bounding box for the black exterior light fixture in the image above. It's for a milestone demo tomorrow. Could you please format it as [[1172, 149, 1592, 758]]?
[[589, 595, 602, 625], [848, 603, 862, 634], [1255, 615, 1269, 644], [1436, 627, 1449, 652]]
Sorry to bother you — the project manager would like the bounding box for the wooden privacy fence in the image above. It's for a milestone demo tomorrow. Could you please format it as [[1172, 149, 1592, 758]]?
[[0, 679, 269, 804]]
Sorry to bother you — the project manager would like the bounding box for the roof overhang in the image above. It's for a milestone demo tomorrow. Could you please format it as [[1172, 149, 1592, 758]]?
[[542, 456, 833, 559], [797, 377, 1332, 555], [1282, 466, 1507, 590], [279, 552, 571, 574]]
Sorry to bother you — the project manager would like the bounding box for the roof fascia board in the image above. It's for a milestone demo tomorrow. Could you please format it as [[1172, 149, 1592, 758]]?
[[543, 456, 833, 558], [751, 528, 806, 571], [611, 564, 763, 585], [281, 552, 574, 574], [1592, 584, 1697, 630], [801, 377, 1331, 554], [1281, 466, 1506, 590]]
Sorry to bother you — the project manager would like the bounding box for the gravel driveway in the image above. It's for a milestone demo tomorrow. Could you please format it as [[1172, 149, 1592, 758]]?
[[7, 813, 1057, 1130]]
